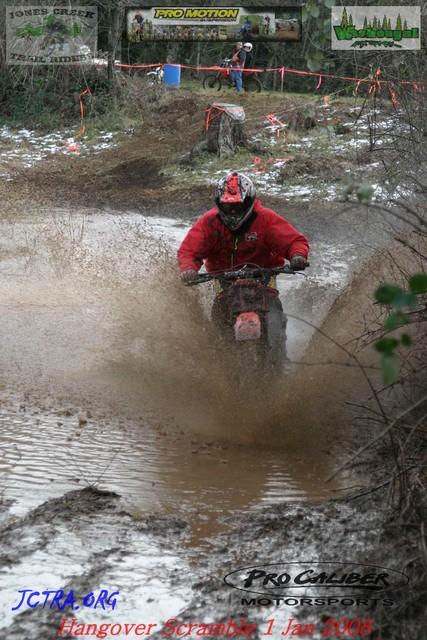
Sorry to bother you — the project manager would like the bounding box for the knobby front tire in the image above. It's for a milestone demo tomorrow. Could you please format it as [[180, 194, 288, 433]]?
[[203, 75, 222, 91], [244, 75, 262, 93]]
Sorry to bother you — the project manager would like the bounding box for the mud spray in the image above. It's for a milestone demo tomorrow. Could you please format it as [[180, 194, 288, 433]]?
[[0, 209, 381, 529], [0, 212, 368, 442]]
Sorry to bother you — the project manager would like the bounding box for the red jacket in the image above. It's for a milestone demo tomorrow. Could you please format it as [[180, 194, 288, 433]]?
[[177, 200, 309, 273]]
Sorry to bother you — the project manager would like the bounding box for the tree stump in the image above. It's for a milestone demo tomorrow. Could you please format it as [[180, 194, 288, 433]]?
[[205, 103, 247, 157]]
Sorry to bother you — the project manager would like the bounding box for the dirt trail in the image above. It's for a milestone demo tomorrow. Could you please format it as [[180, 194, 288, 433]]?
[[1, 89, 386, 213]]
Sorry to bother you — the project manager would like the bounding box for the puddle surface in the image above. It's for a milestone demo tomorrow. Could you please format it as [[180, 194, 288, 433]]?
[[0, 209, 354, 522]]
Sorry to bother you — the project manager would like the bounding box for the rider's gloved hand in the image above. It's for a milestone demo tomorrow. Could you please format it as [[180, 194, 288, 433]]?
[[290, 255, 307, 271], [180, 269, 199, 283]]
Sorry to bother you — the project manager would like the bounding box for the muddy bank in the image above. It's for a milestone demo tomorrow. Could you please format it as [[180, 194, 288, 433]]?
[[0, 488, 189, 638], [0, 483, 422, 640], [166, 488, 424, 639]]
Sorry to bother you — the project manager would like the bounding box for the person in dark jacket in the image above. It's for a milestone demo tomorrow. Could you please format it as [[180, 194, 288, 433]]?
[[242, 42, 253, 90], [230, 42, 246, 94], [242, 42, 253, 68]]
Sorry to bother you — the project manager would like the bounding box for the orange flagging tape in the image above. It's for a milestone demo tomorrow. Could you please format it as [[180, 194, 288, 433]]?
[[266, 114, 286, 141], [252, 156, 294, 174], [112, 61, 426, 87], [205, 105, 226, 131], [78, 87, 92, 136], [204, 104, 244, 132]]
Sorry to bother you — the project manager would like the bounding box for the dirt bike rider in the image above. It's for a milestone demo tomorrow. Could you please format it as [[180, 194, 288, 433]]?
[[177, 171, 309, 338]]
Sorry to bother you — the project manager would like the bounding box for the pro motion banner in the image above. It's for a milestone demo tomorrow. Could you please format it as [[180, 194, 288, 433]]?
[[127, 6, 302, 42]]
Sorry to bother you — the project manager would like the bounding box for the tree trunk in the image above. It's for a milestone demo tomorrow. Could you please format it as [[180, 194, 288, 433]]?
[[205, 104, 247, 157], [107, 4, 123, 83]]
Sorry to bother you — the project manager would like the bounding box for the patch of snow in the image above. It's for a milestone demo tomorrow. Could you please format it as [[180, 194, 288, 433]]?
[[0, 126, 125, 171]]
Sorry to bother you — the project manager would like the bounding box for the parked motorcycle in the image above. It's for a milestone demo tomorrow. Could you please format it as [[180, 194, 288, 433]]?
[[146, 65, 164, 85], [202, 58, 263, 93], [187, 264, 307, 381]]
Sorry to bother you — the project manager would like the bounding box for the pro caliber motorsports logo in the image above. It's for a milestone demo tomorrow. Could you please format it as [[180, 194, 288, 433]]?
[[6, 6, 97, 64], [224, 562, 409, 606], [331, 6, 421, 50]]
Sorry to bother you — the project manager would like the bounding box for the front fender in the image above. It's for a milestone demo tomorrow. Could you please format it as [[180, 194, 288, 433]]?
[[234, 312, 261, 341]]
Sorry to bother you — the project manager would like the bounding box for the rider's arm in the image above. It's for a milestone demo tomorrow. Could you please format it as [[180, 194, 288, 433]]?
[[265, 209, 309, 260], [177, 214, 211, 272]]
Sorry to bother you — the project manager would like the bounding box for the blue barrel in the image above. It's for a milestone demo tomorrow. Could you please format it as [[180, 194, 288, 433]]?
[[163, 64, 181, 87]]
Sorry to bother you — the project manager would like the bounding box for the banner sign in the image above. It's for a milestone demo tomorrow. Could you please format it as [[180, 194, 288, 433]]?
[[331, 6, 421, 50], [127, 6, 302, 42], [6, 6, 97, 64]]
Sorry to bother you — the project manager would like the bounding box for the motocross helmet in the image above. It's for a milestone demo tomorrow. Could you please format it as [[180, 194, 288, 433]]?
[[243, 42, 253, 51], [215, 171, 256, 231]]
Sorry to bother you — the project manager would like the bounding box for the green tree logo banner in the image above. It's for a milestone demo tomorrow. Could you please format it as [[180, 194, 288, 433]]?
[[331, 6, 420, 50]]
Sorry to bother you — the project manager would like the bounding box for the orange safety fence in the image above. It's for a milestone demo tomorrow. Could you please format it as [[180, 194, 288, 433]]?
[[109, 61, 426, 89]]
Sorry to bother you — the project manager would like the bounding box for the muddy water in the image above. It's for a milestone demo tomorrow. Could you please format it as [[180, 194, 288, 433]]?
[[0, 207, 379, 635], [0, 208, 356, 527]]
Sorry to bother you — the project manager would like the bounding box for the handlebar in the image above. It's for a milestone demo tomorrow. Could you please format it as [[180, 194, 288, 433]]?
[[186, 264, 309, 286]]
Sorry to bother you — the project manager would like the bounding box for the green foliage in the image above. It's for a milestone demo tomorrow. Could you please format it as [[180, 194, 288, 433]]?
[[0, 66, 130, 130], [356, 182, 374, 203], [384, 312, 410, 331], [375, 337, 400, 354], [301, 0, 334, 71], [16, 23, 44, 37], [374, 275, 426, 384], [341, 177, 374, 203], [401, 334, 413, 347], [375, 284, 402, 304], [381, 353, 401, 385], [409, 274, 427, 294]]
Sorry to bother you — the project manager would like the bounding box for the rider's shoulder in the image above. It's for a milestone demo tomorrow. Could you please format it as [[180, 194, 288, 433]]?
[[253, 200, 282, 219], [198, 207, 221, 224]]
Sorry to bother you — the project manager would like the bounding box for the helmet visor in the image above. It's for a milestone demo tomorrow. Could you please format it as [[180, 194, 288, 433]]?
[[219, 202, 247, 216], [218, 201, 249, 229]]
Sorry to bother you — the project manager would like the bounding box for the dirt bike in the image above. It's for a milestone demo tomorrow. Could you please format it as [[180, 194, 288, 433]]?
[[187, 264, 306, 381], [145, 66, 164, 84], [202, 58, 262, 93], [202, 58, 232, 91]]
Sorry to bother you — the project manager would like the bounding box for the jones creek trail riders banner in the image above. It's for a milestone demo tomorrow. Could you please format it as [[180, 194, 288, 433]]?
[[6, 6, 97, 64], [127, 6, 302, 42]]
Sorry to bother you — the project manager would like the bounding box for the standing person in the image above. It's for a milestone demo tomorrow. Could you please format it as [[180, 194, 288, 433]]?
[[230, 42, 246, 94], [242, 42, 253, 68], [133, 13, 144, 39], [242, 43, 253, 91], [240, 15, 251, 38]]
